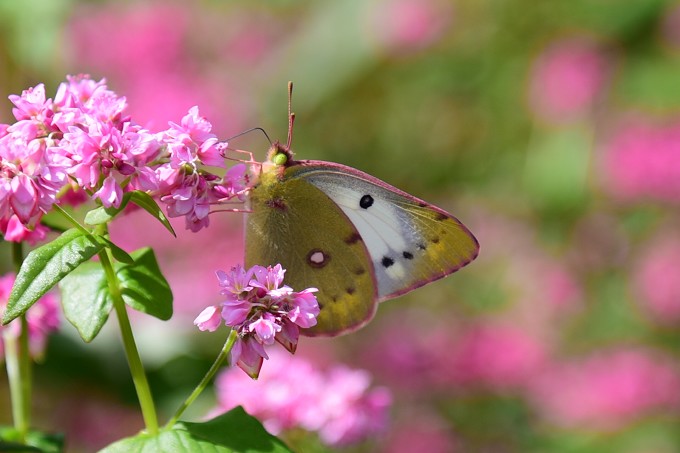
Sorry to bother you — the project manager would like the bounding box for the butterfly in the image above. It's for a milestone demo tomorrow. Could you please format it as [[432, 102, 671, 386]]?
[[244, 84, 479, 337]]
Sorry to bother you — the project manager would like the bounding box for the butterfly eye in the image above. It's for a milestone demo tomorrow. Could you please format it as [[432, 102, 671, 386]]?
[[273, 152, 288, 166]]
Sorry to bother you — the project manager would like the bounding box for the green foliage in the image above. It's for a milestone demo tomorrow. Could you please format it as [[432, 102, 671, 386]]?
[[101, 408, 292, 453], [60, 248, 173, 342], [85, 191, 176, 237], [2, 228, 103, 324], [0, 426, 64, 453]]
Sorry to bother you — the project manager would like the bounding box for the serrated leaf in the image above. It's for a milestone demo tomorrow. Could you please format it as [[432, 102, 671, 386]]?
[[3, 228, 103, 325], [83, 192, 133, 225], [129, 191, 176, 237], [97, 236, 135, 264], [58, 263, 111, 342], [100, 407, 292, 453], [118, 248, 173, 320]]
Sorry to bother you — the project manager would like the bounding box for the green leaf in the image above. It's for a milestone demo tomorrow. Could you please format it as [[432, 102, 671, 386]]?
[[118, 248, 173, 320], [58, 263, 111, 343], [100, 407, 293, 453], [3, 228, 103, 325], [83, 193, 133, 226], [59, 247, 173, 342], [129, 191, 176, 237], [97, 236, 135, 264], [0, 426, 64, 452]]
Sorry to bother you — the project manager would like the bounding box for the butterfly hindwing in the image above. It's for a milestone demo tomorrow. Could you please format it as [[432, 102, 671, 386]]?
[[286, 161, 479, 301], [245, 172, 377, 336]]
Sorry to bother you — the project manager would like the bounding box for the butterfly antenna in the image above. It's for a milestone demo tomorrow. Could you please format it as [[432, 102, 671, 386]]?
[[225, 127, 272, 145], [286, 81, 295, 151]]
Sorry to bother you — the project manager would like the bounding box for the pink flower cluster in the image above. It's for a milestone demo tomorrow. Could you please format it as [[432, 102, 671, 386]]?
[[528, 38, 609, 123], [600, 117, 680, 203], [531, 349, 680, 431], [634, 236, 680, 324], [0, 273, 60, 358], [215, 350, 392, 447], [194, 264, 320, 378], [0, 75, 249, 241]]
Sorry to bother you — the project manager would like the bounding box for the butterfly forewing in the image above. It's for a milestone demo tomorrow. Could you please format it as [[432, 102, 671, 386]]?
[[245, 173, 377, 336], [287, 162, 479, 300]]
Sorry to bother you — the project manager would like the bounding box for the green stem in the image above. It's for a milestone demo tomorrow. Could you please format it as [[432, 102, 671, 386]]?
[[164, 329, 238, 428], [98, 243, 159, 435], [5, 242, 31, 442], [52, 204, 90, 234], [53, 204, 160, 433]]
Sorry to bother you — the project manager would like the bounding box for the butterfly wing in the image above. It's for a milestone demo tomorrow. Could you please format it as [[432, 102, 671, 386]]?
[[286, 161, 479, 301], [245, 171, 378, 336]]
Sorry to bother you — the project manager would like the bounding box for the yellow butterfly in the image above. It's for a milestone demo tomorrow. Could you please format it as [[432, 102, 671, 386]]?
[[245, 85, 478, 336]]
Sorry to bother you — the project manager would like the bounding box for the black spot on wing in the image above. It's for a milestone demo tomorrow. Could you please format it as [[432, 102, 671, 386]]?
[[354, 267, 366, 276], [359, 194, 374, 209], [381, 256, 395, 268], [403, 251, 414, 260], [346, 286, 356, 295]]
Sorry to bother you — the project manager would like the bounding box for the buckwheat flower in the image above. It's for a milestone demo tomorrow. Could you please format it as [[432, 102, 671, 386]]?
[[194, 305, 223, 332], [214, 350, 392, 446], [217, 265, 254, 297], [193, 263, 320, 378], [250, 264, 286, 293], [530, 348, 680, 430], [2, 215, 49, 245], [0, 273, 60, 359]]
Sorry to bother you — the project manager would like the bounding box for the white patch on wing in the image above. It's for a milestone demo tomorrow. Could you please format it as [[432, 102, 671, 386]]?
[[304, 173, 419, 297]]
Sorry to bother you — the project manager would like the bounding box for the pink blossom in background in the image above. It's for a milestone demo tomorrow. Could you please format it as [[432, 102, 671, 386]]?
[[661, 4, 680, 50], [53, 392, 142, 452], [530, 348, 680, 431], [67, 3, 246, 134], [528, 38, 609, 123], [0, 273, 60, 358], [367, 0, 453, 54], [599, 117, 680, 202], [382, 412, 458, 453], [441, 323, 547, 391], [634, 236, 680, 324], [358, 311, 457, 392], [215, 350, 391, 447]]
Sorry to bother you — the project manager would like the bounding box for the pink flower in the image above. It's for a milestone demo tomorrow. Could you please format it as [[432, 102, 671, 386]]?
[[214, 350, 391, 446], [530, 348, 680, 430], [194, 264, 320, 378], [312, 366, 392, 446], [368, 0, 453, 54], [193, 305, 223, 332], [634, 236, 680, 324], [528, 38, 609, 123], [599, 117, 680, 202], [442, 323, 547, 391], [2, 215, 49, 245], [217, 265, 254, 296], [0, 273, 60, 358], [383, 413, 458, 453], [229, 336, 268, 379], [93, 175, 123, 208]]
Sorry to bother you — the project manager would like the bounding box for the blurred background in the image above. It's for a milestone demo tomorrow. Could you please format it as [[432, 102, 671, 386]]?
[[3, 0, 680, 451]]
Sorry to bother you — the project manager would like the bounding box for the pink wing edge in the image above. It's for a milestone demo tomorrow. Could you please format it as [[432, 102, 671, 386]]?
[[291, 159, 481, 302]]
